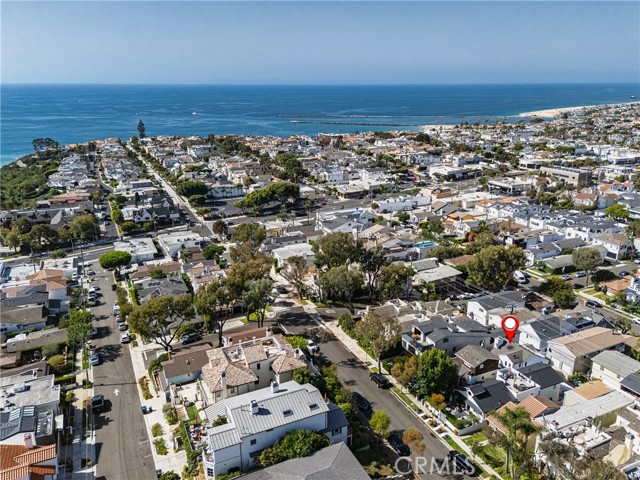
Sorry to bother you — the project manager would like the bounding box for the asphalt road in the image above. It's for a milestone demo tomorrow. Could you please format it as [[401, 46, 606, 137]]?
[[88, 261, 156, 480], [276, 307, 474, 479]]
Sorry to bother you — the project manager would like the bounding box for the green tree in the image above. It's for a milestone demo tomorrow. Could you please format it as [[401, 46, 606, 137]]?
[[312, 232, 364, 269], [27, 224, 58, 251], [50, 248, 66, 259], [111, 208, 124, 224], [69, 213, 98, 242], [467, 245, 526, 292], [212, 219, 229, 240], [627, 219, 640, 260], [354, 310, 400, 372], [242, 278, 273, 327], [202, 244, 225, 261], [66, 309, 93, 353], [99, 251, 132, 271], [538, 277, 576, 309], [370, 410, 391, 437], [429, 245, 465, 262], [188, 194, 206, 207], [0, 225, 23, 252], [258, 430, 329, 467], [396, 211, 410, 223], [572, 247, 602, 287], [137, 119, 146, 138], [175, 181, 209, 198], [422, 219, 445, 239], [158, 471, 180, 480], [377, 264, 415, 300], [194, 279, 238, 346], [32, 137, 59, 152], [605, 203, 630, 221], [128, 294, 195, 351], [149, 267, 166, 279], [338, 313, 357, 335], [360, 246, 390, 301], [231, 223, 266, 246], [282, 255, 309, 298], [416, 348, 458, 398], [318, 265, 364, 313], [235, 182, 300, 212], [466, 228, 495, 254], [120, 221, 138, 235], [47, 354, 68, 375]]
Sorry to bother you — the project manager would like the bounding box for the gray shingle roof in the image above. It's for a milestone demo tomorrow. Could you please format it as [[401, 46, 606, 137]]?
[[236, 442, 369, 480], [592, 350, 640, 379]]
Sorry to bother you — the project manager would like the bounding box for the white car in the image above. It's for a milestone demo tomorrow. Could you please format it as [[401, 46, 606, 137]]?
[[120, 333, 130, 344], [634, 318, 640, 325]]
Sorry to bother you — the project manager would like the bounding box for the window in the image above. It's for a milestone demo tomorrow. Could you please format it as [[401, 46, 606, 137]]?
[[332, 427, 342, 436], [251, 439, 257, 445], [309, 403, 319, 410], [207, 468, 214, 478], [256, 363, 261, 370], [230, 387, 235, 393], [254, 380, 259, 385], [283, 409, 293, 417]]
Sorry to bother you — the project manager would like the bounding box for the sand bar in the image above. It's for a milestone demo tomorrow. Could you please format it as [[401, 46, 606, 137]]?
[[520, 101, 639, 118]]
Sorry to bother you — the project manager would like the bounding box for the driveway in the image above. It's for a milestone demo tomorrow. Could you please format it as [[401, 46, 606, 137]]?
[[89, 262, 156, 480]]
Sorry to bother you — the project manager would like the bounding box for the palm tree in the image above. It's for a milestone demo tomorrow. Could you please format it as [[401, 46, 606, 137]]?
[[491, 407, 541, 479], [626, 219, 640, 261]]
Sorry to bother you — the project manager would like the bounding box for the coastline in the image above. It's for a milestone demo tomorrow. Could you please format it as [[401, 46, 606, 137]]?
[[519, 100, 639, 118]]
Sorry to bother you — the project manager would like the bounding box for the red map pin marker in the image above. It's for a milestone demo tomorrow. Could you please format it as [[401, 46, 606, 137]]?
[[501, 315, 520, 343]]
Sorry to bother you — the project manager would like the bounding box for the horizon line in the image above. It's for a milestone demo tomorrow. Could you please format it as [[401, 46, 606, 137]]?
[[2, 81, 640, 87]]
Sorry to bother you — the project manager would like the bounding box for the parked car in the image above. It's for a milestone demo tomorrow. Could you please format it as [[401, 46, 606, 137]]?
[[389, 433, 410, 456], [141, 406, 153, 414], [276, 286, 288, 294], [91, 394, 105, 413], [574, 271, 586, 278], [90, 353, 100, 366], [560, 274, 572, 281], [111, 284, 117, 291], [634, 259, 640, 265], [369, 372, 390, 389], [180, 333, 200, 345], [306, 339, 320, 353], [634, 318, 640, 325], [118, 322, 128, 331], [620, 271, 630, 277], [586, 300, 602, 308], [447, 451, 475, 475], [120, 333, 130, 343], [353, 392, 371, 411]]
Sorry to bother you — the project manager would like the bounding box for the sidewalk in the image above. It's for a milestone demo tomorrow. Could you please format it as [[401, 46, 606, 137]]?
[[70, 354, 96, 480], [303, 304, 503, 480], [129, 341, 188, 476]]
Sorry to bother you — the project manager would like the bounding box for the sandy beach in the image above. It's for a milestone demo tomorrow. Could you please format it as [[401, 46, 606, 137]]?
[[520, 101, 639, 118]]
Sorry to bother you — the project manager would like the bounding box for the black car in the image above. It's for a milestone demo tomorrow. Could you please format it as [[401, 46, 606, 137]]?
[[389, 433, 410, 456], [586, 299, 602, 308], [91, 394, 105, 413], [447, 451, 475, 475], [369, 372, 391, 389], [276, 286, 288, 294], [352, 392, 371, 411], [111, 284, 117, 291], [180, 333, 200, 345]]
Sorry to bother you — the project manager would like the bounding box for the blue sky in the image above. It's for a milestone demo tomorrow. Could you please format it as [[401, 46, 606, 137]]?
[[2, 1, 638, 84]]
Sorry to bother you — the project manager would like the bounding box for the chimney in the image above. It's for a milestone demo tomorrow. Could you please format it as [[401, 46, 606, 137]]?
[[626, 433, 634, 453], [220, 372, 227, 400], [250, 400, 259, 415], [271, 381, 279, 394], [24, 433, 33, 449]]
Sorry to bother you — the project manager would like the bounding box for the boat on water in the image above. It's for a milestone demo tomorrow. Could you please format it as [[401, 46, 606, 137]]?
[[192, 111, 198, 115]]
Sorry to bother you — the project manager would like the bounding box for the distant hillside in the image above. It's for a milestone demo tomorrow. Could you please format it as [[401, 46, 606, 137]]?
[[0, 150, 64, 210]]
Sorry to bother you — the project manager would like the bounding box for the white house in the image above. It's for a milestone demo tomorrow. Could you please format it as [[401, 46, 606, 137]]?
[[271, 243, 315, 268], [157, 231, 202, 259], [113, 239, 158, 263], [590, 350, 640, 390], [202, 381, 350, 479]]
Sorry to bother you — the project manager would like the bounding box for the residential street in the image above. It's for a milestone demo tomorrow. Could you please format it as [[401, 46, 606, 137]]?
[[89, 261, 156, 480], [276, 307, 474, 479]]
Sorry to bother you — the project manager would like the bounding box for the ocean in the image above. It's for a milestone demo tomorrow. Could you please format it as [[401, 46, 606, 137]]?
[[2, 83, 639, 166]]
